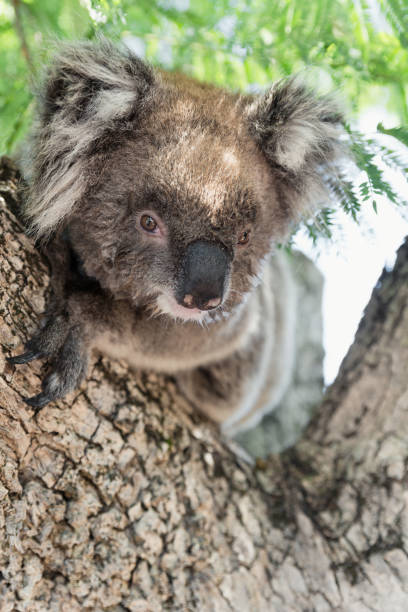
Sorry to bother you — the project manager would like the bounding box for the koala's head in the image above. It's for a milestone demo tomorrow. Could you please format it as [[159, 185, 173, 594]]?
[[25, 39, 345, 323]]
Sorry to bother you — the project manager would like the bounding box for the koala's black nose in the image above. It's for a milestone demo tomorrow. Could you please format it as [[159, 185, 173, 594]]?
[[178, 240, 231, 311]]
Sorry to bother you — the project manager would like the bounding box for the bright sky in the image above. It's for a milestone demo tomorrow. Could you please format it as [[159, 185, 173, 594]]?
[[295, 202, 407, 384]]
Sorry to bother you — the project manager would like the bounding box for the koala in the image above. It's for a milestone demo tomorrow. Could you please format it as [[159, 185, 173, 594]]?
[[9, 39, 345, 437]]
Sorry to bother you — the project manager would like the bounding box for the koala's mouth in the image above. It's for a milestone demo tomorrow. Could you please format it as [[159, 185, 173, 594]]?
[[155, 293, 214, 322]]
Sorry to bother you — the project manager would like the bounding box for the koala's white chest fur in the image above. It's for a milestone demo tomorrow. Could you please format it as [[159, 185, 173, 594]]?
[[93, 293, 261, 374]]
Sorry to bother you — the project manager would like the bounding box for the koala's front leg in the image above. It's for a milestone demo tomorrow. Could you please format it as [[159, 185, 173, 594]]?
[[8, 233, 107, 408], [8, 294, 97, 408]]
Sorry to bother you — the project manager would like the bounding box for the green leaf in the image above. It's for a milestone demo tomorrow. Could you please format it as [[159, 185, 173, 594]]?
[[377, 123, 408, 149]]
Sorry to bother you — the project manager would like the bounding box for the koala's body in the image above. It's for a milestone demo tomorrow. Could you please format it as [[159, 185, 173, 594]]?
[[10, 39, 344, 436]]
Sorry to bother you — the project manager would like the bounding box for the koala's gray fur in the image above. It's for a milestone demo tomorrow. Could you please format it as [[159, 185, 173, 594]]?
[[10, 38, 346, 436]]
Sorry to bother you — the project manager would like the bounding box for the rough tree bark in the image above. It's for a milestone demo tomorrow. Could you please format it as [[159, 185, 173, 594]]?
[[1, 156, 408, 611]]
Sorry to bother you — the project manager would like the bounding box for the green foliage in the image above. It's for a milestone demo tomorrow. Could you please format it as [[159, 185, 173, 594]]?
[[377, 122, 408, 148], [380, 0, 408, 49], [0, 0, 406, 239]]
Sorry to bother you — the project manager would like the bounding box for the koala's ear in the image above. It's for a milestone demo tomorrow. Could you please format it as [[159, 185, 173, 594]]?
[[246, 78, 344, 173], [24, 38, 155, 238], [40, 37, 154, 125]]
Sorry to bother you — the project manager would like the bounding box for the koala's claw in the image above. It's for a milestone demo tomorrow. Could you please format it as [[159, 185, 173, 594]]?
[[7, 350, 43, 365], [23, 392, 52, 409], [23, 359, 86, 410], [10, 319, 88, 410], [24, 315, 69, 361]]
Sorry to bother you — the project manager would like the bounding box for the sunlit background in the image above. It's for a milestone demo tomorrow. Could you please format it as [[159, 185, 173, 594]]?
[[0, 0, 407, 383], [295, 183, 408, 383]]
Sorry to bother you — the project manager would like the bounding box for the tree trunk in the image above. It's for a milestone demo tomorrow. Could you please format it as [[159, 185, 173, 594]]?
[[1, 157, 408, 611]]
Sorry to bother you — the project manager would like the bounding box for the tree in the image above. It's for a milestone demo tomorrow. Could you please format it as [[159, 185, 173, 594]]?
[[1, 153, 408, 609]]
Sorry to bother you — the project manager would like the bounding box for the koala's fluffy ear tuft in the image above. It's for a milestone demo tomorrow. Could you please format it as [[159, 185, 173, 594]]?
[[40, 37, 154, 125], [246, 78, 344, 173], [24, 38, 155, 239]]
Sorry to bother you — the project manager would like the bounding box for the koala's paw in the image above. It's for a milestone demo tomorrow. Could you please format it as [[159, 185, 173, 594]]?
[[8, 317, 88, 409], [8, 314, 70, 363]]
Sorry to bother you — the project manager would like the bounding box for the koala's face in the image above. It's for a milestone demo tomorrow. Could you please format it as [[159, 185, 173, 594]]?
[[69, 102, 284, 323], [30, 42, 343, 324]]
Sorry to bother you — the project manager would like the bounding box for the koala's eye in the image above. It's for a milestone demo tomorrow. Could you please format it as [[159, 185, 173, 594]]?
[[237, 230, 250, 246], [140, 214, 158, 233]]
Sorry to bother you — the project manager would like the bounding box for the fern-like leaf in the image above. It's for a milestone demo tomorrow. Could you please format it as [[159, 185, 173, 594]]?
[[377, 123, 408, 149], [380, 0, 408, 48]]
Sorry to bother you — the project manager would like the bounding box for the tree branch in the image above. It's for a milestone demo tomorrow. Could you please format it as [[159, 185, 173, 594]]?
[[11, 0, 34, 74]]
